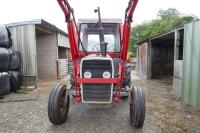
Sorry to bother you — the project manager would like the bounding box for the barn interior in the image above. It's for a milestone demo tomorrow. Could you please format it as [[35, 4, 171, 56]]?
[[150, 29, 184, 78], [151, 32, 174, 78]]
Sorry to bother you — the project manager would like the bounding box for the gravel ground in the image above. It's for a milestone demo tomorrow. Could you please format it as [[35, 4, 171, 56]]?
[[0, 73, 200, 133]]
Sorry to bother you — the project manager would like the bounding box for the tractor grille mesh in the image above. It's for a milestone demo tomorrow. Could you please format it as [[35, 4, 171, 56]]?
[[82, 84, 112, 102], [81, 59, 113, 102]]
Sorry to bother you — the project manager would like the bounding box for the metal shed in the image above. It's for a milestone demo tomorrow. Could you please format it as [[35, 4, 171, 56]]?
[[7, 19, 70, 87], [136, 27, 184, 80], [136, 27, 185, 99], [136, 21, 200, 109]]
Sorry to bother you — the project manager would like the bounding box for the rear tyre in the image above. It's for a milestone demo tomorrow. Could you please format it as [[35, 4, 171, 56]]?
[[48, 85, 70, 125], [129, 85, 145, 128], [124, 63, 131, 87], [121, 63, 131, 98], [69, 73, 74, 86]]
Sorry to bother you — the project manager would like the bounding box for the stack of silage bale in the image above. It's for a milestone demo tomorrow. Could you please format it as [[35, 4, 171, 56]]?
[[0, 24, 22, 97]]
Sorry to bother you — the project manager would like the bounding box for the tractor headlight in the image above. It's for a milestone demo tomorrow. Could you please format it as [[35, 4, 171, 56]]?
[[84, 71, 92, 78], [103, 71, 111, 78]]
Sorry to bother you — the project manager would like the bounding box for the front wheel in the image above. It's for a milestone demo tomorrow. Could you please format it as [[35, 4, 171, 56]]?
[[129, 85, 145, 128], [48, 84, 70, 125]]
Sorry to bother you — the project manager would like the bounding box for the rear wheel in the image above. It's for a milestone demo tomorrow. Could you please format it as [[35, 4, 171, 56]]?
[[121, 63, 131, 98], [129, 85, 145, 128], [124, 63, 131, 87], [48, 85, 70, 125], [70, 73, 74, 86]]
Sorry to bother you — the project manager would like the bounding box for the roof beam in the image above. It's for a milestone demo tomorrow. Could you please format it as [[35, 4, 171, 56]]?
[[35, 26, 54, 35]]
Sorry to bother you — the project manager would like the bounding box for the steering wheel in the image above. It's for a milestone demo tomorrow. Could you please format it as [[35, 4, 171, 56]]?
[[91, 43, 100, 51], [91, 43, 112, 52]]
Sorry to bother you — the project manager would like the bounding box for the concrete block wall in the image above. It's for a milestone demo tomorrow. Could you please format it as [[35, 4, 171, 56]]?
[[36, 33, 58, 79]]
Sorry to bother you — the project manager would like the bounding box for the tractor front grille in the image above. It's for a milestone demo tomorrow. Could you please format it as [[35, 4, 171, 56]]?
[[80, 57, 113, 103], [82, 84, 112, 102]]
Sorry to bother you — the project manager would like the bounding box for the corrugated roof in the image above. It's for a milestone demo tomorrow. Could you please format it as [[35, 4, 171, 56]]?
[[136, 26, 184, 45], [6, 19, 67, 36]]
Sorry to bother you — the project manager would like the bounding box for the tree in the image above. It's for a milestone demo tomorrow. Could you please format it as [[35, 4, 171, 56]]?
[[157, 8, 180, 19]]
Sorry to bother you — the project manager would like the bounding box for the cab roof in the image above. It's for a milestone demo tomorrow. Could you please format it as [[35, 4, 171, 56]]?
[[78, 19, 122, 24]]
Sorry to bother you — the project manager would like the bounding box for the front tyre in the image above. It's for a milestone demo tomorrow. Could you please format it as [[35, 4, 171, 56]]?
[[129, 85, 145, 128], [48, 84, 70, 125]]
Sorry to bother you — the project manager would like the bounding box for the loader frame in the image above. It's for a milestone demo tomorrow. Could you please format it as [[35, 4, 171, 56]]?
[[57, 0, 138, 103]]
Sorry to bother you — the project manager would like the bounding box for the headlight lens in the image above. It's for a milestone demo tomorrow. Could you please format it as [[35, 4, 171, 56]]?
[[84, 71, 92, 78], [103, 71, 111, 78]]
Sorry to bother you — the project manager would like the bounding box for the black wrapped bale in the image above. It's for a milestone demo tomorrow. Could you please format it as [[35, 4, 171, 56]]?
[[8, 49, 22, 71], [0, 48, 10, 72], [0, 72, 10, 96], [0, 25, 12, 48], [8, 71, 22, 92]]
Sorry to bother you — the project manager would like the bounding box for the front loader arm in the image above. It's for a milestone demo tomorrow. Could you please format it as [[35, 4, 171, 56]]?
[[114, 0, 138, 102], [125, 0, 138, 22], [57, 0, 79, 60], [121, 0, 138, 63]]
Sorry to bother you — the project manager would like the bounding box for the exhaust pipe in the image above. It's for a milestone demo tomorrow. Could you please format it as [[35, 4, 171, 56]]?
[[101, 42, 108, 57], [95, 7, 107, 57]]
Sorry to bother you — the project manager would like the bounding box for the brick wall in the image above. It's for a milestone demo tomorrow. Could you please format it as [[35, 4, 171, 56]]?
[[36, 33, 58, 79]]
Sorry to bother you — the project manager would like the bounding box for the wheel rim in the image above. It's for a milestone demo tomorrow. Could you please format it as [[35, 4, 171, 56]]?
[[57, 88, 69, 119], [59, 95, 67, 116]]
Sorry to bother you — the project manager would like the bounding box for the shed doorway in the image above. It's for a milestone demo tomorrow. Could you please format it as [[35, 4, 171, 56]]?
[[150, 32, 175, 78]]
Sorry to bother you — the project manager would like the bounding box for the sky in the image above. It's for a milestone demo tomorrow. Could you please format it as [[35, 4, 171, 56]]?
[[0, 0, 199, 32]]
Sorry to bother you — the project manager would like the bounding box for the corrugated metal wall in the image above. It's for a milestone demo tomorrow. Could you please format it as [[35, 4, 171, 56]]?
[[9, 25, 37, 76], [182, 21, 200, 109], [136, 42, 148, 79]]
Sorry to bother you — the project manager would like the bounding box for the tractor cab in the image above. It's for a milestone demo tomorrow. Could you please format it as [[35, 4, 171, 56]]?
[[78, 19, 122, 57]]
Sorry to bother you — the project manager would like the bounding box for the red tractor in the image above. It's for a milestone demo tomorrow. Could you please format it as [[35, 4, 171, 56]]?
[[48, 0, 145, 128]]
